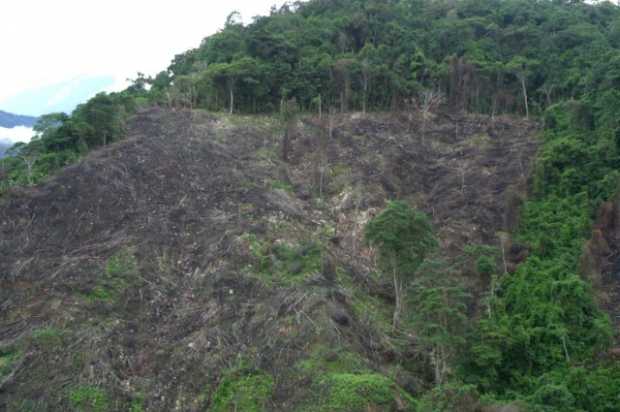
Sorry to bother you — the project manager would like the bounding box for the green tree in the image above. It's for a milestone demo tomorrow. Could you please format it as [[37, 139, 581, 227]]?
[[506, 56, 538, 119], [410, 258, 470, 385], [205, 57, 262, 114], [365, 201, 438, 328]]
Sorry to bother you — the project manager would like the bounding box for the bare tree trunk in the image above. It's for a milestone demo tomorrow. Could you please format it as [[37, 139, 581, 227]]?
[[393, 269, 401, 329], [542, 84, 554, 108], [229, 84, 234, 115], [562, 335, 570, 363], [432, 347, 442, 385], [319, 164, 326, 199], [344, 73, 351, 113], [392, 262, 402, 330], [362, 74, 368, 115], [520, 75, 529, 119], [22, 157, 37, 186]]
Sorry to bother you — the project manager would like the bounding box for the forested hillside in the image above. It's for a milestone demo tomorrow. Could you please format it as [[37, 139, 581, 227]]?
[[1, 0, 620, 411]]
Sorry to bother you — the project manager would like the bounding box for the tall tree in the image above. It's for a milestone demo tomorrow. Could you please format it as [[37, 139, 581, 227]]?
[[410, 258, 469, 385], [365, 201, 438, 328]]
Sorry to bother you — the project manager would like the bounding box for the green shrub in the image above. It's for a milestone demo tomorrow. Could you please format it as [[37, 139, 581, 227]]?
[[211, 372, 274, 412], [0, 347, 20, 378], [85, 248, 138, 303], [31, 327, 64, 348], [310, 373, 415, 412], [69, 386, 110, 412], [270, 180, 294, 193], [245, 234, 322, 285]]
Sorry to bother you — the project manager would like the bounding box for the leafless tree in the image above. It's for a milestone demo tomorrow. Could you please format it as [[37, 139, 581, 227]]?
[[408, 89, 445, 144], [20, 155, 38, 186], [361, 58, 371, 115]]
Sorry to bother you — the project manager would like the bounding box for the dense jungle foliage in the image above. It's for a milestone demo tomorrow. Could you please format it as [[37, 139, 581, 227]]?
[[1, 0, 620, 410]]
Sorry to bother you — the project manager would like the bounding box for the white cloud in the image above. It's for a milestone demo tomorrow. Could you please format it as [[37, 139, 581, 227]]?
[[0, 126, 33, 144], [0, 0, 291, 107]]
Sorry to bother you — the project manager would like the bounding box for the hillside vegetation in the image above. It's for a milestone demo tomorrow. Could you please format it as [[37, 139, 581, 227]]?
[[1, 0, 620, 411]]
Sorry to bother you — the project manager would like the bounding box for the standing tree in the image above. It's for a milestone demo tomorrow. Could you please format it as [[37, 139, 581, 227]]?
[[507, 57, 538, 119], [359, 43, 379, 114], [410, 258, 470, 385], [365, 201, 438, 328], [205, 57, 261, 114], [333, 58, 355, 113], [415, 89, 444, 144]]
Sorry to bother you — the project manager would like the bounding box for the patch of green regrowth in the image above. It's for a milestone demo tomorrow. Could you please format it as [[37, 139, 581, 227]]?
[[0, 346, 21, 378], [243, 234, 322, 285], [210, 371, 274, 412], [328, 164, 353, 194], [270, 179, 295, 193], [461, 244, 501, 277], [307, 373, 416, 412], [84, 248, 138, 304], [415, 381, 482, 412], [31, 327, 64, 348], [105, 247, 138, 277], [68, 386, 111, 412], [467, 133, 492, 149], [330, 163, 352, 179], [128, 396, 145, 412], [296, 344, 369, 377], [340, 269, 393, 336]]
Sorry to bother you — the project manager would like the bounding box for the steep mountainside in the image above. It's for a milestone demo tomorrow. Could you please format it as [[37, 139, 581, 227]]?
[[0, 108, 538, 411]]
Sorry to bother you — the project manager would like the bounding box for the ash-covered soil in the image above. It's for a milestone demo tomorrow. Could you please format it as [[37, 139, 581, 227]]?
[[0, 107, 539, 411]]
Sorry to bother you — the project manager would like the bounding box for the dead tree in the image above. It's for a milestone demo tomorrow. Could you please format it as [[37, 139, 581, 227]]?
[[410, 89, 445, 145], [20, 155, 38, 186]]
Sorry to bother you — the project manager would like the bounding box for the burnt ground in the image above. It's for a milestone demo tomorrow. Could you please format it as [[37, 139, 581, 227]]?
[[581, 195, 620, 338], [0, 107, 539, 411]]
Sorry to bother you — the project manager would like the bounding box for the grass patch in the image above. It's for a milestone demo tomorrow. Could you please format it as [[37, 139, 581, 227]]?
[[31, 327, 64, 348], [243, 234, 322, 285], [337, 268, 393, 335], [69, 386, 110, 412], [129, 396, 145, 412], [84, 248, 138, 304], [296, 345, 369, 376], [211, 371, 274, 412], [307, 372, 416, 412], [295, 345, 416, 412], [270, 180, 295, 193], [0, 347, 21, 379]]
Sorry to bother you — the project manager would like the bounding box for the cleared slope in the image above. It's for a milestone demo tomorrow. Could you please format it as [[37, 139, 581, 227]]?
[[0, 107, 538, 411]]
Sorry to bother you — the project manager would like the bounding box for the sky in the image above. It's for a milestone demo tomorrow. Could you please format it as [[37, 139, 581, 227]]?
[[0, 0, 289, 117]]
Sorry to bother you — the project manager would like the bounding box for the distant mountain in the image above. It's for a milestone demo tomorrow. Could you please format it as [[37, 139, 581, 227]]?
[[0, 110, 37, 128], [0, 76, 115, 116]]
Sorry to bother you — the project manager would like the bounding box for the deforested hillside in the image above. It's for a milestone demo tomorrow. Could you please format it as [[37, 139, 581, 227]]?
[[2, 0, 620, 410], [1, 107, 538, 411]]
